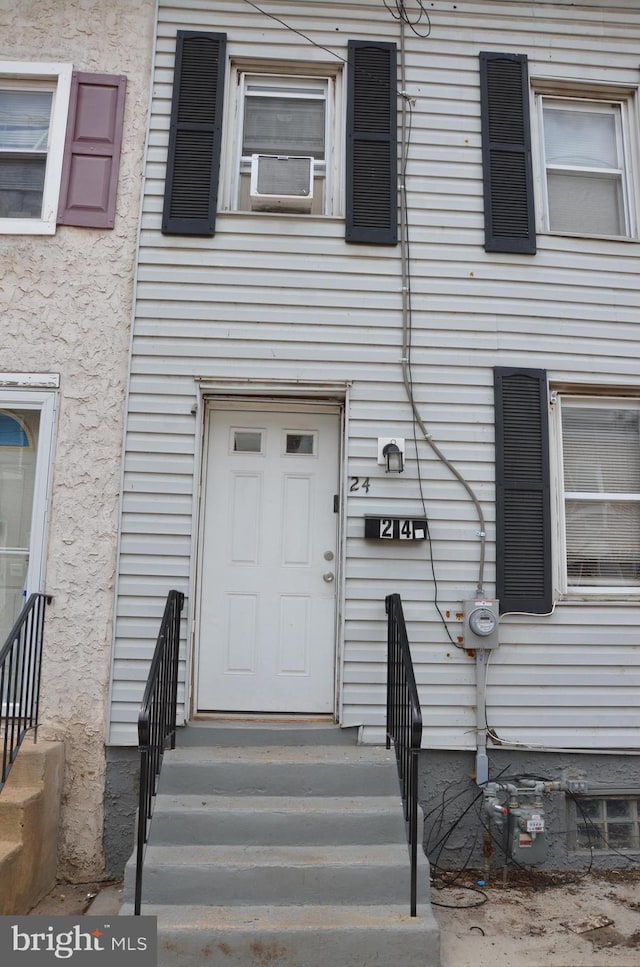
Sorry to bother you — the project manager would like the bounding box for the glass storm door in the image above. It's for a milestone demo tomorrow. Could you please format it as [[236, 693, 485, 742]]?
[[0, 408, 40, 643]]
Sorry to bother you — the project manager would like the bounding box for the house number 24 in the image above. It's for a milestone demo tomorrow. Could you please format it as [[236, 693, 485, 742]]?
[[349, 477, 371, 493]]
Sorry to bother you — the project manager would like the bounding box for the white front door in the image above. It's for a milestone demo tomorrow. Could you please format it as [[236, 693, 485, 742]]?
[[196, 403, 340, 713]]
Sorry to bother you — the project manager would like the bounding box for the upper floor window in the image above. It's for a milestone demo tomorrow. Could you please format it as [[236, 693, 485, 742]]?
[[228, 70, 338, 217], [556, 396, 640, 594], [162, 31, 397, 243], [536, 92, 636, 239], [480, 52, 640, 251], [0, 64, 72, 234]]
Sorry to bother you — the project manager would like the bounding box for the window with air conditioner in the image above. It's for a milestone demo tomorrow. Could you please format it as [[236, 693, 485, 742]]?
[[535, 92, 637, 239], [555, 396, 640, 594], [229, 70, 338, 216]]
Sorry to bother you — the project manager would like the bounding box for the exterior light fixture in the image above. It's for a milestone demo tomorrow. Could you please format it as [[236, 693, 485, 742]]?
[[382, 440, 404, 473]]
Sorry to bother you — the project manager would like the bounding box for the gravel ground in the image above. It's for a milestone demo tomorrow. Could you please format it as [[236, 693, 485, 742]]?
[[433, 868, 640, 967]]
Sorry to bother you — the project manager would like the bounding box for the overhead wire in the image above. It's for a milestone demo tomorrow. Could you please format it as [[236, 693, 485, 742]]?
[[382, 0, 432, 38], [397, 18, 487, 630]]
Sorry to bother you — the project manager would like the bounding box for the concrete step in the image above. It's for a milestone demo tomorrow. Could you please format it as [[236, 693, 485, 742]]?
[[119, 903, 440, 967], [176, 722, 359, 747], [0, 740, 64, 914], [0, 785, 41, 841], [128, 844, 430, 907], [158, 745, 400, 797], [0, 839, 21, 870], [123, 726, 438, 966], [149, 794, 407, 845]]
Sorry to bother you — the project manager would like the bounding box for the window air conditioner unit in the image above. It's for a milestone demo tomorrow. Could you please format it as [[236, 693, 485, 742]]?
[[249, 154, 314, 212]]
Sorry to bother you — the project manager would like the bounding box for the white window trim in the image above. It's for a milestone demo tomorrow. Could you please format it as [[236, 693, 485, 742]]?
[[552, 392, 640, 598], [0, 387, 57, 597], [220, 60, 343, 217], [531, 79, 640, 241], [0, 62, 72, 235]]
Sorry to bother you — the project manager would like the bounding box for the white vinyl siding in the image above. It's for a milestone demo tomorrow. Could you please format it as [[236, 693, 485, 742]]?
[[110, 0, 640, 751]]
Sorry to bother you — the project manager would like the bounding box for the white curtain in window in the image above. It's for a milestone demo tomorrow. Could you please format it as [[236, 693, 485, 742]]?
[[545, 107, 618, 168], [0, 90, 52, 150], [563, 405, 640, 586], [243, 96, 325, 158]]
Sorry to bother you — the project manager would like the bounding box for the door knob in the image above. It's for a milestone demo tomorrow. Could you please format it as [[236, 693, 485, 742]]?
[[323, 572, 335, 583]]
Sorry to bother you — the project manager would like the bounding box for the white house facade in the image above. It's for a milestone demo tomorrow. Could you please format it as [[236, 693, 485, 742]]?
[[105, 0, 640, 871]]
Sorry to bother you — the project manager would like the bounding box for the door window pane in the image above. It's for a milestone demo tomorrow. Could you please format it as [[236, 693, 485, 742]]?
[[233, 430, 263, 453], [0, 409, 39, 641], [285, 433, 315, 455]]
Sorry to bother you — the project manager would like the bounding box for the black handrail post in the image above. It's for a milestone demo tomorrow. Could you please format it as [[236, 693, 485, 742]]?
[[0, 593, 50, 794], [410, 747, 419, 916], [134, 744, 149, 916], [134, 590, 185, 916], [385, 593, 423, 918]]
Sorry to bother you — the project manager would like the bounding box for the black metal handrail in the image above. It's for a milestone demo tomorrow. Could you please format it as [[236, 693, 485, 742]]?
[[385, 592, 423, 917], [0, 593, 50, 793], [134, 589, 185, 915]]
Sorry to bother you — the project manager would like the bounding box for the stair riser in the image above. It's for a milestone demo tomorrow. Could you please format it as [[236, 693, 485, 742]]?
[[177, 726, 359, 748], [0, 791, 40, 842], [135, 863, 421, 907], [154, 926, 437, 967], [149, 809, 405, 846], [158, 763, 399, 797]]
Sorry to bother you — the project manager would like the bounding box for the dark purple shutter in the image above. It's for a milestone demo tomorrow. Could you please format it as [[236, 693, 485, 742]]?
[[57, 72, 127, 229]]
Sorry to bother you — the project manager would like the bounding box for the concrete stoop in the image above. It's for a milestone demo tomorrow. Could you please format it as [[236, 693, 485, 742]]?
[[122, 723, 439, 967], [0, 739, 65, 914]]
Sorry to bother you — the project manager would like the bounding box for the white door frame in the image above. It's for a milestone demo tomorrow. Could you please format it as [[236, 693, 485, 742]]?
[[0, 386, 57, 601], [188, 383, 349, 721]]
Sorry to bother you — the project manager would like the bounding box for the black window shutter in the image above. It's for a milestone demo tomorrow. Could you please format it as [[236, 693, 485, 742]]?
[[494, 367, 552, 614], [346, 40, 397, 245], [480, 52, 536, 254], [162, 31, 226, 236]]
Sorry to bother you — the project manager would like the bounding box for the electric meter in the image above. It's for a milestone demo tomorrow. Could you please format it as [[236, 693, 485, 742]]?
[[463, 599, 499, 649], [469, 607, 497, 637]]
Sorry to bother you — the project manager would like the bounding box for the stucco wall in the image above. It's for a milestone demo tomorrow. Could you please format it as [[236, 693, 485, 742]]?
[[1, 0, 155, 879]]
